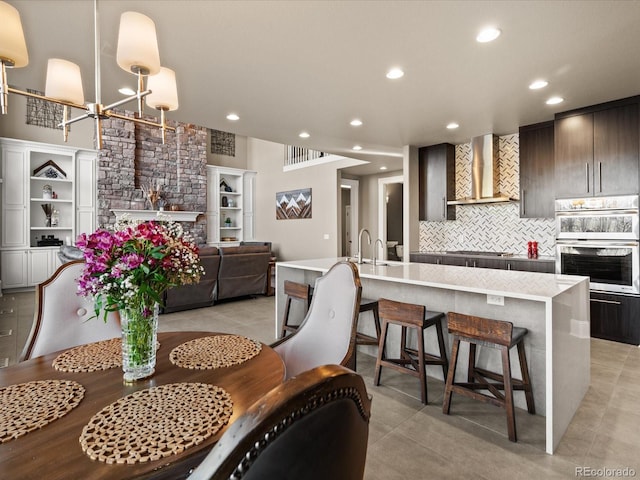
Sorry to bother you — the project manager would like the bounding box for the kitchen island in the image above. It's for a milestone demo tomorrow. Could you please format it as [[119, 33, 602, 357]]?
[[275, 258, 590, 454]]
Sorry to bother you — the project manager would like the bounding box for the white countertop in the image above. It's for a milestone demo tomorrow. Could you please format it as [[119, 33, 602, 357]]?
[[277, 257, 589, 302]]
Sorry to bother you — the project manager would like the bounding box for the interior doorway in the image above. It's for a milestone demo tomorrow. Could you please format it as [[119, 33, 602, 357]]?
[[378, 176, 403, 261], [341, 179, 359, 257]]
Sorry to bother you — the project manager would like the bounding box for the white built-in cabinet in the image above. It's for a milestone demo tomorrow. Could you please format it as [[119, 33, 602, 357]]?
[[0, 137, 96, 289], [206, 166, 256, 246]]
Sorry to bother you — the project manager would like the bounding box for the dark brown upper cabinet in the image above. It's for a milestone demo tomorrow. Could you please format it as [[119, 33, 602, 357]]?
[[519, 121, 555, 218], [555, 97, 639, 199], [419, 143, 456, 221]]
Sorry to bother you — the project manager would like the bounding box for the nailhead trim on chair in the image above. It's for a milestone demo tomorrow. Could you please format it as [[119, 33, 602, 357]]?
[[229, 386, 370, 480]]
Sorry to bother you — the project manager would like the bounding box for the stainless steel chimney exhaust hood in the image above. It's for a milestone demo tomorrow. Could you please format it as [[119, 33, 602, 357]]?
[[447, 134, 518, 205]]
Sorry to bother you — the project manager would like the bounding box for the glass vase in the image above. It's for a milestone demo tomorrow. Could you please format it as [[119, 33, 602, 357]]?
[[120, 302, 159, 382]]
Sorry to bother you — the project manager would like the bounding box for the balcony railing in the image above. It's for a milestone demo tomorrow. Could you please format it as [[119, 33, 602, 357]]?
[[284, 146, 329, 168]]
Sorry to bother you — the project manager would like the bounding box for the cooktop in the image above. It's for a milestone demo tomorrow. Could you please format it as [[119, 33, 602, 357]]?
[[445, 250, 514, 257]]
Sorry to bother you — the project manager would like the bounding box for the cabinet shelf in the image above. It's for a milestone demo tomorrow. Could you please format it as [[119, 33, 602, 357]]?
[[2, 138, 97, 288], [30, 227, 72, 231], [207, 166, 256, 246], [30, 198, 72, 203], [30, 176, 72, 183]]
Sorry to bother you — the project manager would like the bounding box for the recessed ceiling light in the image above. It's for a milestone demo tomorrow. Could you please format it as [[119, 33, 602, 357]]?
[[119, 87, 135, 95], [546, 96, 564, 105], [299, 131, 310, 138], [476, 27, 501, 43], [350, 119, 363, 127], [226, 113, 240, 121], [380, 166, 388, 171], [352, 145, 362, 151], [446, 122, 459, 129], [386, 68, 404, 80], [529, 80, 549, 90]]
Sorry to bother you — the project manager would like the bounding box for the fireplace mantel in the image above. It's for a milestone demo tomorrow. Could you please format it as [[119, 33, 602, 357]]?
[[111, 209, 203, 223]]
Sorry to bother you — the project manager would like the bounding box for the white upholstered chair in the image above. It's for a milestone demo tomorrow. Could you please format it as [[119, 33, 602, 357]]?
[[272, 261, 362, 380], [20, 260, 121, 361]]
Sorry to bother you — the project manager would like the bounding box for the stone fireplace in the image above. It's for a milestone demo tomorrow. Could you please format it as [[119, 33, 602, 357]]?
[[96, 111, 208, 245]]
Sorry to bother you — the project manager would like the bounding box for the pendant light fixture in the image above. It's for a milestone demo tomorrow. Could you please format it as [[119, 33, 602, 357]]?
[[0, 0, 178, 148]]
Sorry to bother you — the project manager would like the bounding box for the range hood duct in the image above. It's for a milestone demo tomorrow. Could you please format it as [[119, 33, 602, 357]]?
[[448, 133, 517, 205]]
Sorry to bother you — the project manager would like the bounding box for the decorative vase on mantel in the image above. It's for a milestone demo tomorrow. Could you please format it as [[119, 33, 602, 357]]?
[[119, 301, 159, 382]]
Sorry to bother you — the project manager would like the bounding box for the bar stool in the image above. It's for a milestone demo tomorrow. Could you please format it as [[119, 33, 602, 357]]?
[[279, 280, 312, 339], [442, 312, 535, 442], [353, 297, 382, 369], [373, 298, 448, 404]]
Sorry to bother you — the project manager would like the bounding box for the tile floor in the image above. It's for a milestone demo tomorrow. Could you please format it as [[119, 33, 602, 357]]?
[[7, 292, 640, 478]]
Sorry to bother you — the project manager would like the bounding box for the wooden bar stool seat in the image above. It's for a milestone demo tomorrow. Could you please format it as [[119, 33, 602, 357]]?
[[442, 312, 536, 442], [373, 298, 448, 404], [279, 280, 312, 339]]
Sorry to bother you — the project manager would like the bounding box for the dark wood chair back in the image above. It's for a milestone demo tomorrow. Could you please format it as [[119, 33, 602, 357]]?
[[279, 280, 312, 339], [188, 364, 372, 480], [447, 312, 514, 346], [284, 280, 311, 304], [378, 297, 425, 327]]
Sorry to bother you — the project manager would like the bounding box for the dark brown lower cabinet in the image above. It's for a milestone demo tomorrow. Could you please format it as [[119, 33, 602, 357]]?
[[409, 254, 443, 264], [470, 258, 506, 269], [506, 259, 556, 273], [590, 292, 640, 345], [441, 256, 467, 266], [410, 253, 554, 273]]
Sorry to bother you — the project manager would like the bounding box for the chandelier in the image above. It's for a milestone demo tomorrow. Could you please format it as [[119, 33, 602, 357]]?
[[0, 0, 179, 148]]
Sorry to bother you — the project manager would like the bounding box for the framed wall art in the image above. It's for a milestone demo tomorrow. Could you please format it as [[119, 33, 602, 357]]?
[[276, 188, 312, 220]]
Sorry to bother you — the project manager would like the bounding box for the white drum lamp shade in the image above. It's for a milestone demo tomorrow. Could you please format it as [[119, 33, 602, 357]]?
[[116, 11, 161, 75], [0, 1, 29, 67], [45, 59, 84, 105], [146, 67, 178, 111]]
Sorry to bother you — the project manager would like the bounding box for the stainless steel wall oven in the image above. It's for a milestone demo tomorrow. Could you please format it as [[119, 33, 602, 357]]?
[[555, 195, 640, 294]]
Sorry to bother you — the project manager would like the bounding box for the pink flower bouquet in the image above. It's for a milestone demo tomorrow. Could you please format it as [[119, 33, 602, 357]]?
[[76, 220, 203, 320]]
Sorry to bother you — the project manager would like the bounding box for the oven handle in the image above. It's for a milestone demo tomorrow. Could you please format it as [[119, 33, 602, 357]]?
[[555, 240, 639, 248], [555, 209, 639, 216], [590, 298, 621, 305]]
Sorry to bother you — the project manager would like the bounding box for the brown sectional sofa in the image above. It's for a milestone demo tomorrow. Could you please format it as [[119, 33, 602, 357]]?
[[161, 244, 272, 313], [162, 246, 221, 313], [216, 245, 272, 301]]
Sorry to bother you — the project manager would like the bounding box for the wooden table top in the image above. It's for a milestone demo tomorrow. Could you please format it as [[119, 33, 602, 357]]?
[[0, 331, 285, 480]]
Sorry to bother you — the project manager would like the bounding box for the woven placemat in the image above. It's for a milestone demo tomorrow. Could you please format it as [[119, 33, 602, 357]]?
[[52, 338, 161, 373], [80, 382, 233, 464], [53, 338, 122, 372], [0, 380, 85, 443], [169, 335, 262, 370]]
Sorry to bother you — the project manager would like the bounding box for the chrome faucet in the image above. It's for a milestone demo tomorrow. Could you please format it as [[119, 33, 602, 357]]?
[[357, 228, 371, 264], [372, 238, 384, 266]]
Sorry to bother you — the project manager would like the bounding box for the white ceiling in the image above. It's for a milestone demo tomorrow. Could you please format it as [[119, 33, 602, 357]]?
[[7, 1, 640, 175]]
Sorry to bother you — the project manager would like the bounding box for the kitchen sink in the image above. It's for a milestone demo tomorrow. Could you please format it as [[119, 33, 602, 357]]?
[[345, 257, 392, 266]]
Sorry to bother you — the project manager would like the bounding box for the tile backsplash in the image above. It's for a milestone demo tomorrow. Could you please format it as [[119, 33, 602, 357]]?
[[419, 134, 555, 256]]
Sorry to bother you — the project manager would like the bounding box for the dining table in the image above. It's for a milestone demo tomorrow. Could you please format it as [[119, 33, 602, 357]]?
[[0, 331, 286, 480]]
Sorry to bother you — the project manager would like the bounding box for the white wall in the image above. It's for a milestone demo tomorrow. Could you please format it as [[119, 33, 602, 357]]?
[[206, 133, 248, 169], [247, 138, 340, 261]]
